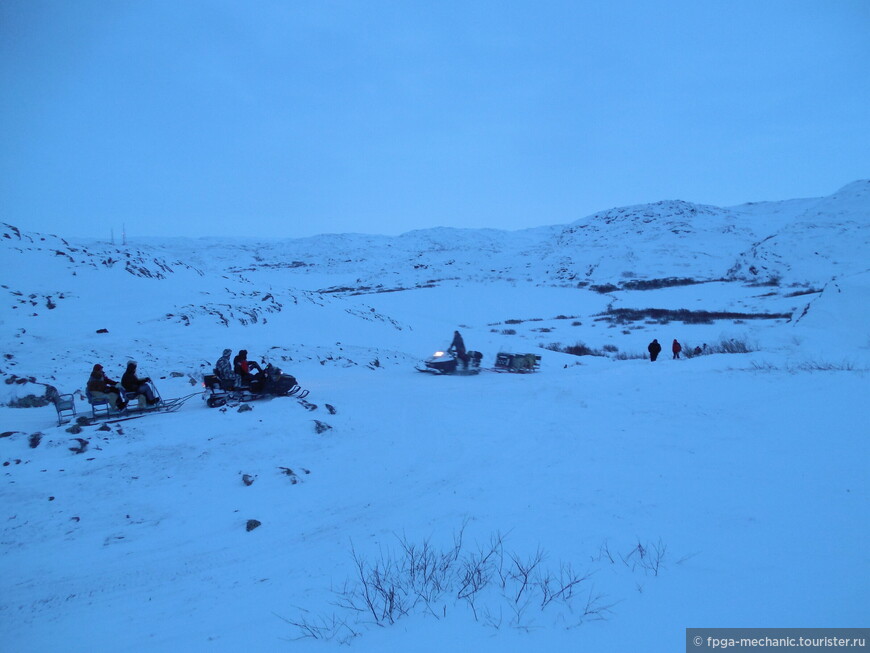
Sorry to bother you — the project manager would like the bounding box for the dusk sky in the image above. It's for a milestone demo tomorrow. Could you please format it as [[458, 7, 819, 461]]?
[[2, 1, 868, 239]]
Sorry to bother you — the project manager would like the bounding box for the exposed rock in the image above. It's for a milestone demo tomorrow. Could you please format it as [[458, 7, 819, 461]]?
[[278, 467, 299, 484], [8, 394, 51, 408], [237, 404, 253, 413], [313, 420, 332, 434], [246, 519, 262, 532], [242, 473, 255, 486], [69, 438, 88, 454], [28, 433, 42, 448]]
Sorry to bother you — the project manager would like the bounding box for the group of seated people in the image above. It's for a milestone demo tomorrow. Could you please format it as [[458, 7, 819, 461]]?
[[86, 361, 160, 411], [215, 348, 264, 391]]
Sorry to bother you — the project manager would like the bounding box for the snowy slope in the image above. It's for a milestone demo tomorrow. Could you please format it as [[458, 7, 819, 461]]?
[[120, 180, 870, 293], [1, 183, 868, 652]]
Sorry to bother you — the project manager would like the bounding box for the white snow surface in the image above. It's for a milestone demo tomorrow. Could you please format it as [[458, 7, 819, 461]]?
[[1, 184, 868, 652]]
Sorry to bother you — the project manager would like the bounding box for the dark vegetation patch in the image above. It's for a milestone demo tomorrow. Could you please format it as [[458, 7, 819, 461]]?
[[319, 278, 459, 296], [544, 342, 605, 357], [620, 277, 704, 291], [596, 307, 791, 325], [591, 277, 708, 293], [783, 287, 822, 298], [590, 283, 620, 294], [745, 276, 781, 287]]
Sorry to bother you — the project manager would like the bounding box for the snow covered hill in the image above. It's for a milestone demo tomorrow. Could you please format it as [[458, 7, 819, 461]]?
[[130, 179, 870, 293], [1, 183, 868, 652]]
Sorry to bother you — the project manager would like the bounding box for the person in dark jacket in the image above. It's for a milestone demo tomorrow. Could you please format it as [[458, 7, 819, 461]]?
[[121, 360, 159, 406], [448, 330, 469, 368], [233, 349, 264, 391], [648, 339, 662, 362], [672, 339, 682, 360], [87, 363, 125, 410]]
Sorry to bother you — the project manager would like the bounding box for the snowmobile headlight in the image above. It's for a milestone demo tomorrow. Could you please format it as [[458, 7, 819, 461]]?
[[434, 351, 445, 357]]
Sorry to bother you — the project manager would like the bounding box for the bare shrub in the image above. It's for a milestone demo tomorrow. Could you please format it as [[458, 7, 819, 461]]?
[[546, 342, 605, 357], [713, 339, 752, 354], [752, 360, 861, 373], [797, 361, 856, 371], [613, 351, 646, 360], [282, 528, 658, 641], [683, 339, 753, 357]]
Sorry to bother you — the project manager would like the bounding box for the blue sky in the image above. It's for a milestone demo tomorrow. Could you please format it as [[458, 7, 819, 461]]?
[[1, 0, 868, 239]]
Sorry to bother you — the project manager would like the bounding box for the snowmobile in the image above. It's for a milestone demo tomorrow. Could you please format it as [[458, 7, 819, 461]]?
[[203, 363, 308, 407], [416, 349, 483, 375]]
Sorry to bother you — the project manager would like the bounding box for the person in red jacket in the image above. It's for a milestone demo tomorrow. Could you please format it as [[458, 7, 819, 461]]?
[[672, 339, 682, 359], [233, 349, 264, 391]]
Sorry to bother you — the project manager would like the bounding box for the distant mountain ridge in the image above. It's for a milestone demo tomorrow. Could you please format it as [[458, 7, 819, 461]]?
[[3, 180, 868, 293]]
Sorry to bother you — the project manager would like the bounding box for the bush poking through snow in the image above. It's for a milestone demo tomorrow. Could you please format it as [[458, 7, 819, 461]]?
[[544, 342, 605, 357], [282, 525, 665, 643], [682, 338, 754, 358], [613, 351, 647, 360], [750, 360, 861, 373]]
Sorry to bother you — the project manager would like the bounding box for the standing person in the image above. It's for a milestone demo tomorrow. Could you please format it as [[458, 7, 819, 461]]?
[[672, 339, 682, 360], [87, 363, 125, 410], [121, 360, 159, 406], [448, 330, 469, 369], [234, 349, 264, 391], [647, 339, 662, 362]]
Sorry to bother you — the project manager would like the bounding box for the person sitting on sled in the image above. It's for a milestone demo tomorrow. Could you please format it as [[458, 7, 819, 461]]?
[[448, 330, 469, 369], [234, 349, 264, 392], [121, 360, 160, 406], [87, 363, 126, 410]]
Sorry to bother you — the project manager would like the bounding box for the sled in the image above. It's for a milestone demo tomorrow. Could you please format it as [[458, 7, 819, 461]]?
[[53, 393, 78, 426], [73, 383, 199, 424], [493, 352, 541, 373]]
